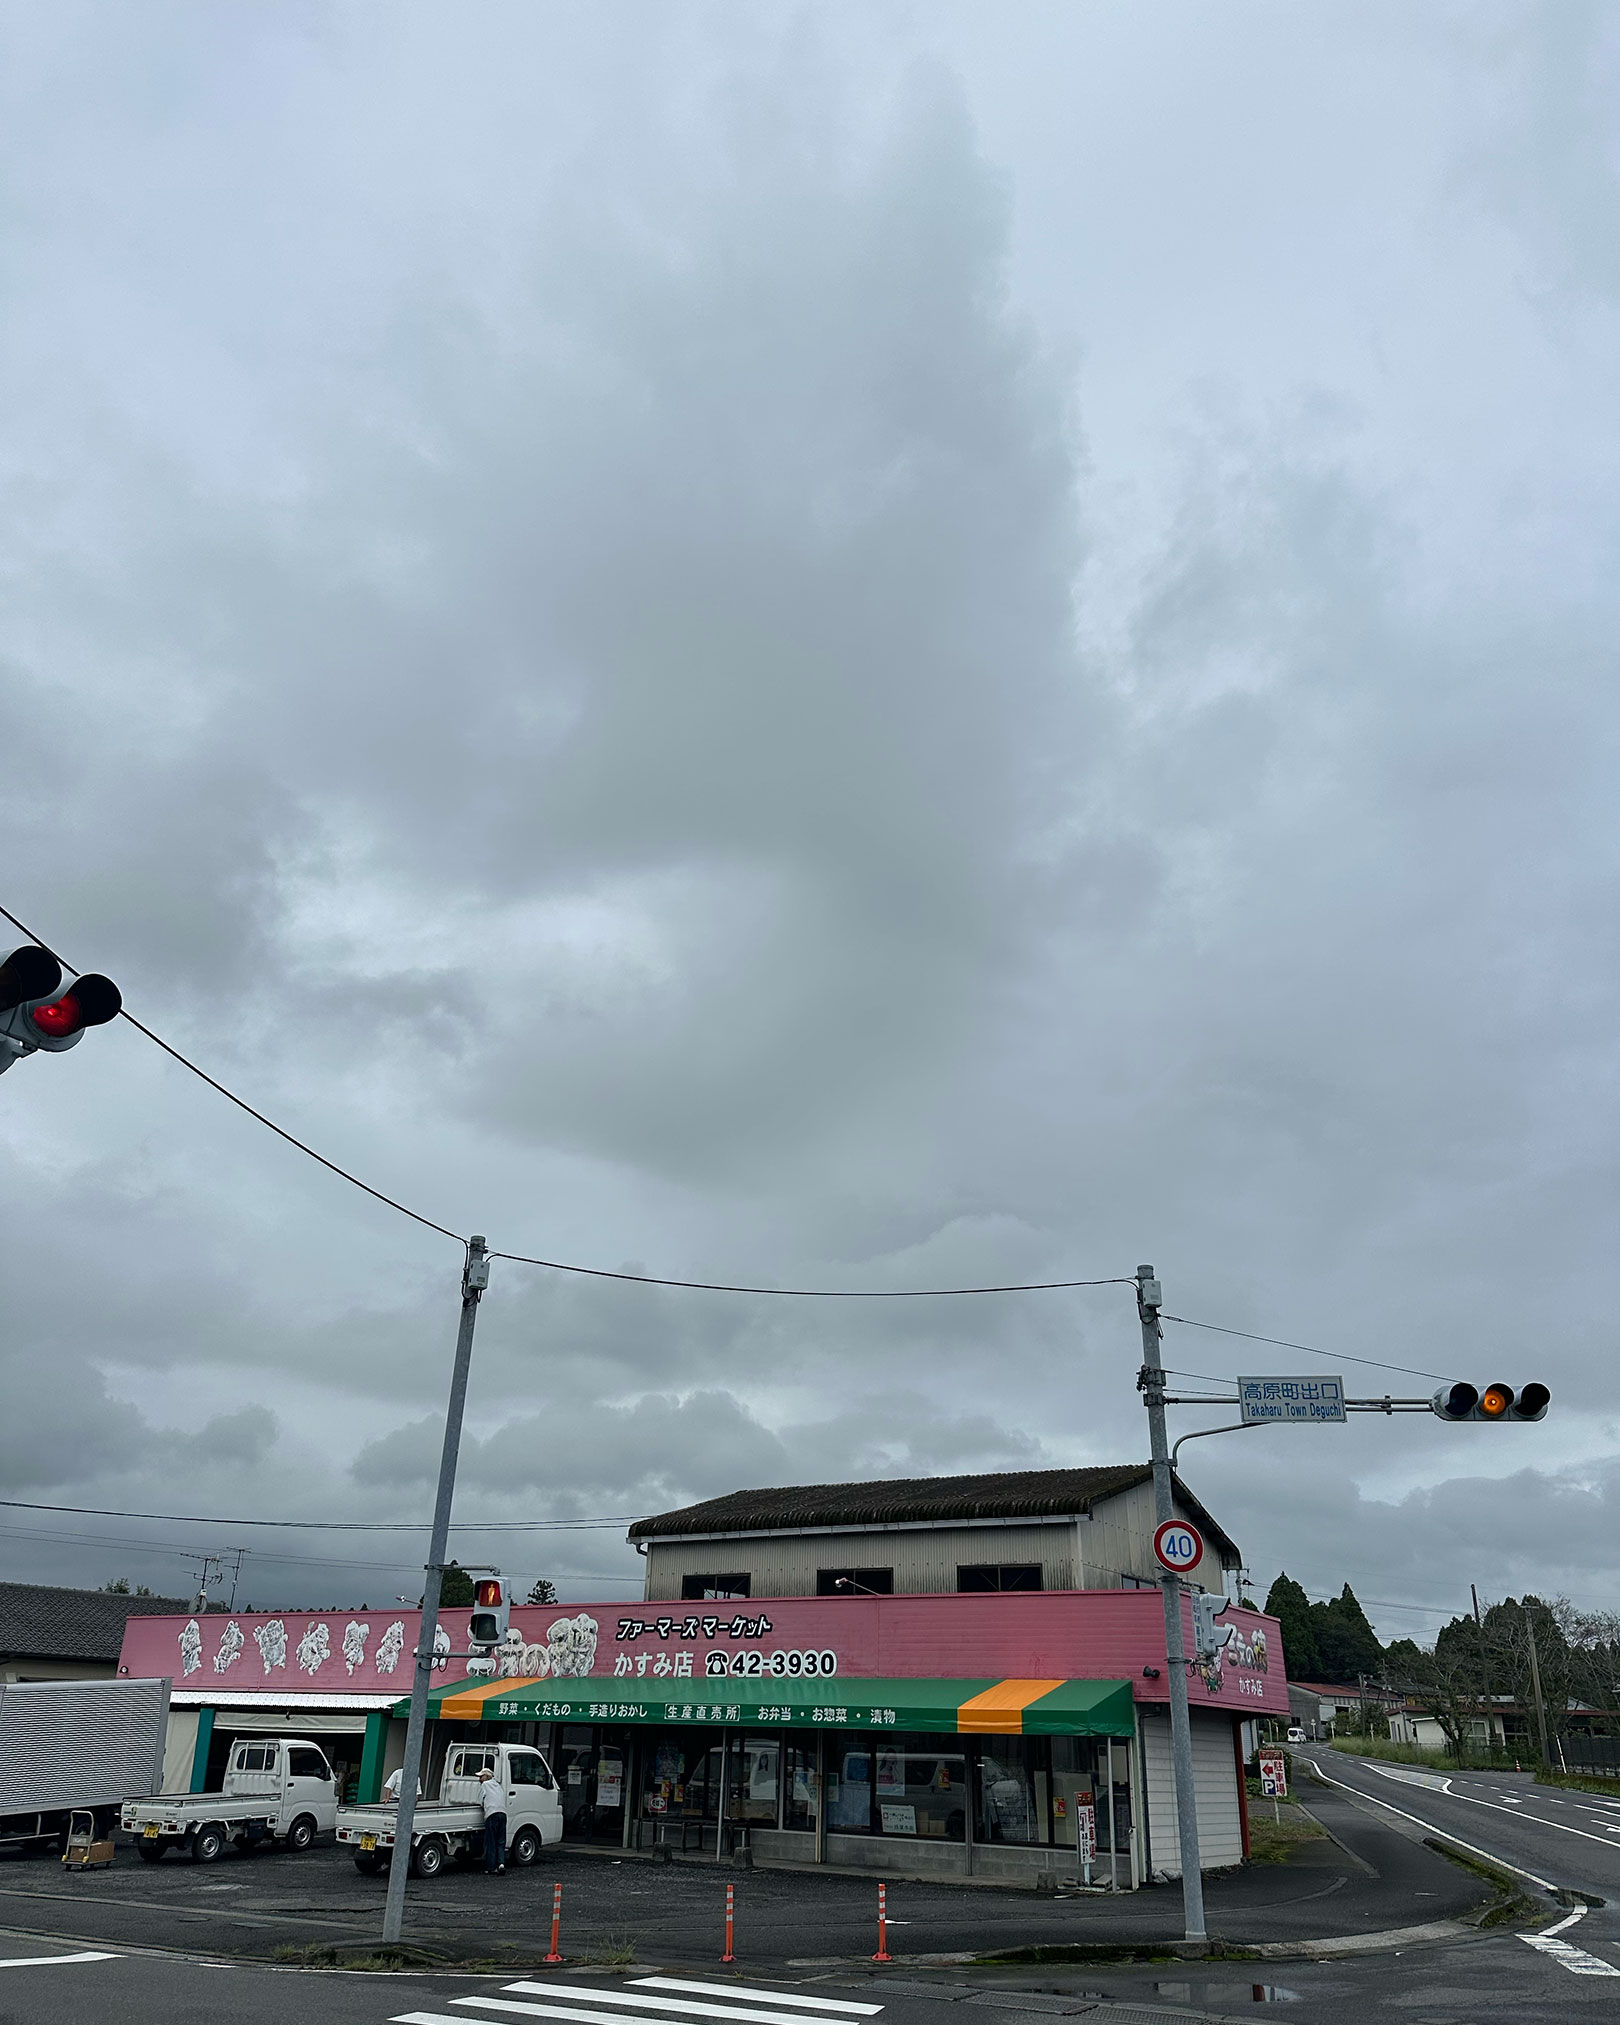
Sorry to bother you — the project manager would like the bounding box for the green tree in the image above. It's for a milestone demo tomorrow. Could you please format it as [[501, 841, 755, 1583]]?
[[101, 1578, 131, 1594], [1264, 1573, 1320, 1679], [526, 1578, 559, 1606], [1313, 1584, 1384, 1680], [427, 1562, 476, 1607]]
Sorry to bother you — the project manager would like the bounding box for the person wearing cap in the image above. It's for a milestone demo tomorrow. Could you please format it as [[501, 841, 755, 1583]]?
[[478, 1765, 507, 1873]]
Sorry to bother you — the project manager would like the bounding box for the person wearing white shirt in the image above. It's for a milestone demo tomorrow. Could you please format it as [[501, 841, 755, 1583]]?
[[479, 1766, 507, 1873], [382, 1766, 421, 1803]]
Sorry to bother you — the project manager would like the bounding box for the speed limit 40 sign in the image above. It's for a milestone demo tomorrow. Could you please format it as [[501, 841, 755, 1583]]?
[[1153, 1518, 1204, 1574]]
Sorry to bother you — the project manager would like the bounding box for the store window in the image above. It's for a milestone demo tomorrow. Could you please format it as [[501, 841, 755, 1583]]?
[[783, 1742, 819, 1832], [680, 1573, 752, 1599], [828, 1742, 873, 1833], [873, 1736, 967, 1841], [734, 1737, 781, 1826], [956, 1564, 1043, 1592], [975, 1737, 1050, 1846], [815, 1567, 894, 1595]]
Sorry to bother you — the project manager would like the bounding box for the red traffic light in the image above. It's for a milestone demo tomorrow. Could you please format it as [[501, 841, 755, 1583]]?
[[474, 1579, 504, 1608]]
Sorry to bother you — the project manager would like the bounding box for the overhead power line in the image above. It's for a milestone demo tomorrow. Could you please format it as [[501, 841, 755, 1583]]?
[[0, 898, 1131, 1300], [0, 1495, 643, 1532], [1161, 1313, 1445, 1384]]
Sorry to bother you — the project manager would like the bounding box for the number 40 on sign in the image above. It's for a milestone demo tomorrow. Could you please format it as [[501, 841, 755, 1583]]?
[[1152, 1519, 1203, 1573]]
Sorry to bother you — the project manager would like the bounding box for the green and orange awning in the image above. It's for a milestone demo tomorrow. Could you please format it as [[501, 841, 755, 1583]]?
[[395, 1674, 1135, 1737]]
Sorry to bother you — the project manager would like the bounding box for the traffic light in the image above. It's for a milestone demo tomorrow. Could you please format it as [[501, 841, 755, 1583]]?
[[1191, 1592, 1233, 1659], [1430, 1381, 1550, 1423], [0, 946, 122, 1076], [469, 1577, 509, 1646]]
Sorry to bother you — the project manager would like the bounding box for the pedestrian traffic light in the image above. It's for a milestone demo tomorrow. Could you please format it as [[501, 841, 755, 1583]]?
[[0, 946, 122, 1076], [469, 1577, 509, 1646], [1430, 1381, 1549, 1423], [1191, 1592, 1233, 1660]]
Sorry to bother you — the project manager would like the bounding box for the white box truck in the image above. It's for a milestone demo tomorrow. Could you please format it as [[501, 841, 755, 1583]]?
[[0, 1676, 169, 1853], [120, 1734, 338, 1863], [335, 1739, 560, 1878]]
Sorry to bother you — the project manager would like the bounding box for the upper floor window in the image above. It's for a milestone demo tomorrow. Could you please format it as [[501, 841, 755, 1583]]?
[[956, 1564, 1043, 1592], [680, 1572, 752, 1600], [815, 1567, 894, 1596]]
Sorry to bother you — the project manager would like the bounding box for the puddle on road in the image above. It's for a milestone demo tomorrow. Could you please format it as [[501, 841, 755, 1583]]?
[[1153, 1982, 1300, 2005]]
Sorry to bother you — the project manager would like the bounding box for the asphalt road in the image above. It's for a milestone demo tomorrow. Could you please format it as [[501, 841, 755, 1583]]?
[[4, 1931, 1620, 2025], [1297, 1746, 1620, 1981], [0, 1809, 1488, 1966]]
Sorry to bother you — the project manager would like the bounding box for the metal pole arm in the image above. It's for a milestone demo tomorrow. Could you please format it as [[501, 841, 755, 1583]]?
[[1170, 1419, 1270, 1468]]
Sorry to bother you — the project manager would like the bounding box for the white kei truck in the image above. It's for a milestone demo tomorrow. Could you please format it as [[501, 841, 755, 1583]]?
[[120, 1734, 339, 1862], [0, 1676, 169, 1854], [335, 1739, 561, 1878]]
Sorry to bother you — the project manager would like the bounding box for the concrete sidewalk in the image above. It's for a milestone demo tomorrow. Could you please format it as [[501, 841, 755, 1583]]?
[[0, 1787, 1503, 1972]]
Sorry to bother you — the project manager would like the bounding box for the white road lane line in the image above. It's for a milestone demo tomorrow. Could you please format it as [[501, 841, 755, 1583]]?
[[0, 1951, 121, 1969], [1327, 1759, 1620, 1854], [631, 1981, 881, 2014], [1302, 1759, 1556, 1891], [457, 1995, 857, 2025]]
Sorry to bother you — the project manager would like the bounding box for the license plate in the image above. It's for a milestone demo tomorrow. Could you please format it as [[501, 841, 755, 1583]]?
[[360, 1834, 377, 1851], [143, 1825, 160, 1839]]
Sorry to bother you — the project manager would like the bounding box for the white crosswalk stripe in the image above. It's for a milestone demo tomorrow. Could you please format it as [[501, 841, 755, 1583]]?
[[395, 1976, 883, 2025], [631, 1980, 880, 2015], [0, 1951, 121, 1970], [1520, 1906, 1620, 1978]]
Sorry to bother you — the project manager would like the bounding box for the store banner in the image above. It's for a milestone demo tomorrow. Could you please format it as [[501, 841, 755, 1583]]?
[[117, 1590, 1289, 1716]]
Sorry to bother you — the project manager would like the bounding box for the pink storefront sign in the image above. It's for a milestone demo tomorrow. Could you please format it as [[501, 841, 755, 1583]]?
[[117, 1589, 1289, 1715]]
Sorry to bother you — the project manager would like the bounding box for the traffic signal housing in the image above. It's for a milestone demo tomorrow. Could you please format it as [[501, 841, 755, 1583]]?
[[469, 1577, 509, 1647], [1431, 1381, 1549, 1423], [1191, 1592, 1234, 1660], [0, 945, 122, 1075]]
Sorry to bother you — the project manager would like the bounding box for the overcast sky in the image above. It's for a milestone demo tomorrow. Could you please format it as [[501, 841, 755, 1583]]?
[[2, 2, 1617, 1645]]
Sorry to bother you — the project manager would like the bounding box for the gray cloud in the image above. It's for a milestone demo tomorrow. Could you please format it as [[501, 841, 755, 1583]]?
[[1, 3, 1617, 1629]]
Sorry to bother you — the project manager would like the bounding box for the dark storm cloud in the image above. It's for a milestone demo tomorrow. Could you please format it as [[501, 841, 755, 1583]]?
[[1, 3, 1617, 1627]]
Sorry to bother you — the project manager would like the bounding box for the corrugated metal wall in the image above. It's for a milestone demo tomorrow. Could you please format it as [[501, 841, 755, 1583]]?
[[0, 1677, 168, 1811], [644, 1522, 1079, 1600], [1137, 1707, 1244, 1875]]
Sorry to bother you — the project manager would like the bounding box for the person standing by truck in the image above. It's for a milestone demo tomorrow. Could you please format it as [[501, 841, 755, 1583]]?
[[478, 1765, 507, 1873]]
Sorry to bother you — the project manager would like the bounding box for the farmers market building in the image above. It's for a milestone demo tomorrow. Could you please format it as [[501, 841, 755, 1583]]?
[[117, 1464, 1288, 1886]]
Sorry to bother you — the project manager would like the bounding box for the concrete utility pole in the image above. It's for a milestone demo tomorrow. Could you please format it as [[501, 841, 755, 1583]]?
[[382, 1236, 490, 1946], [1136, 1264, 1205, 1942], [1522, 1602, 1551, 1768]]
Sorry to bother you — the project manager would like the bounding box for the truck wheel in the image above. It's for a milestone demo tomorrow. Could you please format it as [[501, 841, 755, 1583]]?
[[137, 1842, 167, 1863], [353, 1852, 385, 1876], [410, 1836, 446, 1880], [509, 1825, 541, 1866], [191, 1824, 226, 1864], [284, 1815, 317, 1853]]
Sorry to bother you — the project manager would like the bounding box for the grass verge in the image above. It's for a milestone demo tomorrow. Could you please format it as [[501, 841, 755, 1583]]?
[[1419, 1837, 1535, 1929], [1329, 1737, 1524, 1774], [1245, 1809, 1327, 1866], [1538, 1769, 1620, 1800]]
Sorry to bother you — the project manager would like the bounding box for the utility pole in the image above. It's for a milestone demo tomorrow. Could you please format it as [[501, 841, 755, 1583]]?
[[1522, 1601, 1551, 1768], [382, 1236, 490, 1946], [1471, 1583, 1496, 1758], [1137, 1264, 1205, 1942]]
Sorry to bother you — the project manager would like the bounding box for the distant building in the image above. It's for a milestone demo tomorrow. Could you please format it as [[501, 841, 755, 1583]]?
[[0, 1581, 192, 1684], [629, 1463, 1242, 1601]]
